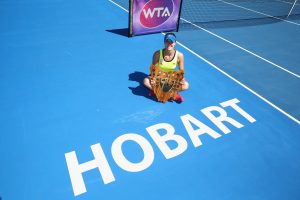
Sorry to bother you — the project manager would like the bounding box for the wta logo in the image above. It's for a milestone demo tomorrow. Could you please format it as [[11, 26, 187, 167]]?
[[140, 0, 174, 28]]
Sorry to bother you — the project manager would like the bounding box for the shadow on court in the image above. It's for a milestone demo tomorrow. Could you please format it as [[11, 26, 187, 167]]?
[[128, 71, 158, 102], [106, 28, 129, 37]]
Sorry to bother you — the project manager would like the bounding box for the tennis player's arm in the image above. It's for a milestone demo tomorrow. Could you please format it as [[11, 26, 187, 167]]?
[[152, 51, 160, 65], [178, 52, 184, 71]]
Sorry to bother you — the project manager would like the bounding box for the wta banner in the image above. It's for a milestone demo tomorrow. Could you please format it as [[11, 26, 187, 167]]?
[[129, 0, 183, 37]]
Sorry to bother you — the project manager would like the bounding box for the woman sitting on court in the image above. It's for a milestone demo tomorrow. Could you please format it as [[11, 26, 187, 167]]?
[[143, 32, 189, 103]]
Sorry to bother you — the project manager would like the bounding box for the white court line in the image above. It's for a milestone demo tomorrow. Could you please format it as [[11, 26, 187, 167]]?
[[108, 0, 300, 78], [275, 0, 300, 6], [218, 0, 300, 26], [177, 41, 300, 124], [288, 0, 299, 17], [180, 18, 300, 78], [108, 0, 300, 124], [108, 0, 128, 12]]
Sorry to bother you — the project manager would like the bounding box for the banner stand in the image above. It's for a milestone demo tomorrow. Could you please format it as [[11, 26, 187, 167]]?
[[176, 0, 183, 32], [128, 0, 133, 37]]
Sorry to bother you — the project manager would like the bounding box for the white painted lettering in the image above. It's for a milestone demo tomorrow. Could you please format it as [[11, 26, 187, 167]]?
[[111, 133, 154, 172], [220, 98, 256, 123], [201, 106, 243, 134], [65, 143, 115, 196], [64, 98, 257, 196], [147, 123, 188, 159], [181, 114, 221, 147]]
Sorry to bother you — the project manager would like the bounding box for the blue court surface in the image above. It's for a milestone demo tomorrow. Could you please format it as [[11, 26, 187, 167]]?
[[0, 0, 300, 200]]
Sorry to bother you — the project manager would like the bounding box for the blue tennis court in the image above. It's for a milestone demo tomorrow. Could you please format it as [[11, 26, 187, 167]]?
[[1, 0, 300, 199]]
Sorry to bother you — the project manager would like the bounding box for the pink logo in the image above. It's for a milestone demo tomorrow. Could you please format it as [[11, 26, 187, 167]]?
[[140, 0, 174, 28]]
